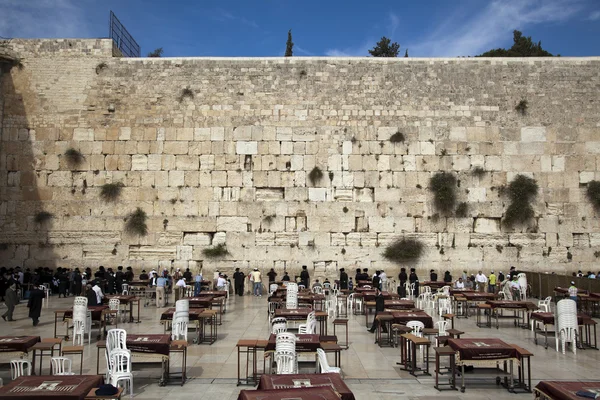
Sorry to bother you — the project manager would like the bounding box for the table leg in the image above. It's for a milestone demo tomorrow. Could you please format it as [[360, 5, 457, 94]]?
[[461, 364, 465, 392], [96, 346, 101, 375], [509, 360, 514, 392], [129, 301, 134, 323]]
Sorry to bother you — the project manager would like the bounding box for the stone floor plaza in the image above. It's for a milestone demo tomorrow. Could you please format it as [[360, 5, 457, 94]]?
[[1, 293, 599, 399]]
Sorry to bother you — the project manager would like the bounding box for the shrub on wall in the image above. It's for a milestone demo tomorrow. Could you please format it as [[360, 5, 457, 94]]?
[[34, 211, 53, 224], [586, 180, 600, 210], [383, 238, 424, 264], [100, 182, 124, 202], [308, 166, 323, 185], [178, 87, 194, 102], [125, 208, 148, 236], [203, 243, 230, 258], [389, 131, 405, 143], [503, 174, 538, 228], [429, 172, 457, 215], [471, 166, 486, 177], [515, 99, 528, 115], [64, 148, 84, 166]]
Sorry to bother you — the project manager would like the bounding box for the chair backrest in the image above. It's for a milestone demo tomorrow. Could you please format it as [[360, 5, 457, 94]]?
[[423, 286, 432, 294], [50, 357, 72, 375], [10, 359, 31, 380], [442, 286, 450, 296], [109, 349, 131, 374], [435, 320, 449, 335], [517, 273, 527, 279], [272, 322, 288, 334], [269, 284, 279, 293], [106, 329, 128, 354], [268, 302, 279, 314], [275, 350, 296, 374], [175, 300, 189, 313], [363, 285, 372, 289], [313, 286, 323, 294], [298, 284, 306, 290], [307, 311, 316, 322], [108, 298, 120, 311], [73, 296, 88, 308], [406, 320, 425, 337], [518, 276, 527, 289], [323, 283, 331, 289], [276, 332, 297, 343]]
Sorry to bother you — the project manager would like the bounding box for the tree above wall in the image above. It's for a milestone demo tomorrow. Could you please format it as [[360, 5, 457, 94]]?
[[478, 30, 554, 57]]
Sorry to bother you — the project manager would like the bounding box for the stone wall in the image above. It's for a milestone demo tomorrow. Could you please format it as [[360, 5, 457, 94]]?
[[1, 39, 600, 280]]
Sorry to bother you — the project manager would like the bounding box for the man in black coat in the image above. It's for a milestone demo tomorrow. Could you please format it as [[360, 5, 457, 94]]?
[[398, 268, 408, 297], [339, 268, 348, 290], [368, 289, 387, 333], [300, 265, 310, 288], [2, 283, 18, 321], [27, 284, 44, 326], [233, 268, 245, 296], [372, 271, 381, 291], [430, 269, 438, 282], [115, 266, 125, 294]]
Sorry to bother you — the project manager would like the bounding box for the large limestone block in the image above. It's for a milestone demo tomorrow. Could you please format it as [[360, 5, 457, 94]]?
[[521, 127, 547, 142], [236, 141, 258, 155], [469, 233, 508, 247], [129, 246, 176, 260], [131, 155, 148, 171], [368, 217, 395, 233], [183, 232, 212, 246], [176, 245, 193, 260], [509, 233, 547, 247], [233, 126, 252, 140], [275, 232, 298, 246], [308, 188, 329, 202], [47, 231, 121, 245], [73, 128, 94, 141], [217, 217, 248, 232], [474, 218, 501, 233]]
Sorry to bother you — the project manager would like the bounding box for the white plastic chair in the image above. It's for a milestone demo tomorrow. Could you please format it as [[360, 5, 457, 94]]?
[[275, 350, 297, 374], [10, 359, 31, 380], [537, 296, 552, 313], [73, 296, 88, 307], [298, 284, 306, 290], [268, 302, 279, 323], [51, 357, 75, 375], [317, 348, 341, 374], [271, 317, 288, 334], [108, 298, 121, 323], [558, 326, 578, 355], [269, 284, 279, 295], [435, 320, 448, 346], [106, 329, 128, 354], [299, 319, 317, 334], [172, 320, 188, 341], [438, 298, 452, 317], [313, 286, 323, 294], [121, 284, 129, 295], [108, 350, 134, 396], [407, 320, 425, 337]]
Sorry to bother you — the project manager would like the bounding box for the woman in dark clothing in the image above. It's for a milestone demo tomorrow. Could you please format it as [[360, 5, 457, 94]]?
[[443, 271, 452, 283], [409, 268, 420, 297], [27, 284, 44, 326], [398, 268, 407, 297]]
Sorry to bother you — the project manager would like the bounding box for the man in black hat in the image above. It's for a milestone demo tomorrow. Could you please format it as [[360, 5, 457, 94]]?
[[339, 268, 348, 290], [27, 284, 44, 326], [233, 267, 245, 296], [300, 265, 310, 288]]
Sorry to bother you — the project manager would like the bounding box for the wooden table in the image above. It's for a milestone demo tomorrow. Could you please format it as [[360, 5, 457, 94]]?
[[0, 375, 103, 399]]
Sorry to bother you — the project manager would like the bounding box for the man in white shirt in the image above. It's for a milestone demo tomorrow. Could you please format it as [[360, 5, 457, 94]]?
[[216, 274, 227, 291], [454, 277, 465, 289], [92, 281, 104, 305], [251, 268, 262, 296], [175, 277, 186, 300], [379, 270, 388, 291], [475, 271, 488, 292]]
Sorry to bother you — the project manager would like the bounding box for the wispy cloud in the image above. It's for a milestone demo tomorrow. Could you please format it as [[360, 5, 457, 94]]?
[[0, 0, 90, 38], [295, 46, 315, 56], [388, 12, 399, 37], [587, 10, 600, 20], [409, 0, 584, 56], [213, 8, 259, 29]]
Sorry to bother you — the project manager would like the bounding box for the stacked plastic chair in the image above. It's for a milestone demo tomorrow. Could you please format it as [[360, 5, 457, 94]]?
[[172, 300, 189, 341], [72, 297, 90, 345], [556, 299, 578, 354], [298, 311, 317, 334], [517, 273, 528, 300], [317, 349, 341, 374], [274, 332, 297, 374], [271, 317, 288, 334], [286, 283, 298, 309], [105, 328, 133, 396], [108, 298, 121, 324]]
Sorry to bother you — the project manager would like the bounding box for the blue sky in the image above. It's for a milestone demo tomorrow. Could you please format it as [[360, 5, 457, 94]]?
[[1, 0, 599, 57]]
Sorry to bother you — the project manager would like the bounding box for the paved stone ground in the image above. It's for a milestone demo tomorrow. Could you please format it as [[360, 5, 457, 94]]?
[[1, 293, 599, 399]]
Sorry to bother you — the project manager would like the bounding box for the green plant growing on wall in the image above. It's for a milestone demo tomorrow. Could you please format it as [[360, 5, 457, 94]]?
[[203, 243, 230, 258], [471, 166, 486, 177], [389, 131, 405, 143], [429, 172, 457, 215], [34, 211, 53, 224], [455, 202, 469, 217], [100, 182, 124, 202], [308, 166, 323, 185], [383, 238, 424, 264], [263, 215, 276, 225], [95, 62, 107, 74], [586, 180, 600, 210], [125, 208, 148, 236], [64, 148, 84, 166], [502, 174, 538, 228], [178, 87, 194, 102], [515, 99, 528, 115]]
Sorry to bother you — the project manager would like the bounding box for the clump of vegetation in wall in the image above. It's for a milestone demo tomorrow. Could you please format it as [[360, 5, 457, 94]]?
[[429, 172, 458, 215], [383, 238, 424, 264], [496, 245, 503, 253], [594, 251, 600, 258], [64, 148, 84, 166], [178, 87, 194, 102], [202, 243, 230, 258], [515, 99, 528, 115], [455, 202, 469, 217], [472, 166, 486, 177], [308, 166, 323, 185], [299, 69, 307, 77], [100, 182, 124, 202], [389, 131, 405, 143], [502, 174, 538, 228], [342, 206, 349, 213], [440, 149, 447, 156], [328, 171, 334, 181], [263, 215, 276, 224], [586, 181, 600, 211], [95, 62, 107, 74], [125, 208, 148, 236], [34, 211, 54, 224]]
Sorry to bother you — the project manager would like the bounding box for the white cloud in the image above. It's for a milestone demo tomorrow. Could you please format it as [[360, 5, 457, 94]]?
[[388, 12, 399, 37], [213, 8, 259, 29], [587, 10, 600, 20], [409, 0, 584, 57], [0, 0, 90, 38], [295, 46, 315, 56]]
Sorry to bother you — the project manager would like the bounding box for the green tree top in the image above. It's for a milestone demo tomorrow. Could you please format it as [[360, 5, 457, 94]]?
[[478, 30, 553, 57], [285, 30, 294, 57], [368, 36, 400, 57], [147, 48, 164, 57]]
